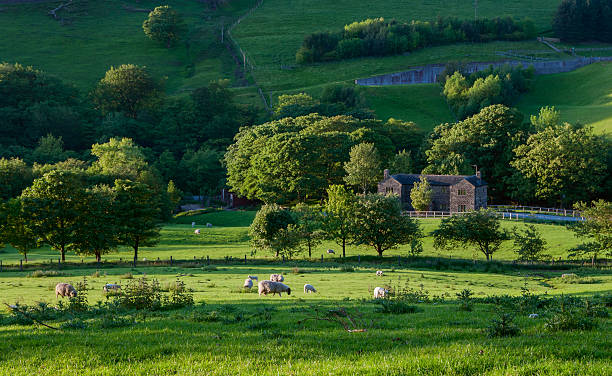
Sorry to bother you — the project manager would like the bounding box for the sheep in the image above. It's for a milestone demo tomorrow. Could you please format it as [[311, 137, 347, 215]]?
[[206, 223, 213, 228], [270, 274, 284, 282], [528, 313, 539, 319], [258, 280, 291, 297], [304, 284, 316, 293], [103, 283, 121, 292], [561, 273, 577, 278], [247, 275, 258, 281], [194, 229, 201, 235], [373, 287, 388, 299], [191, 222, 196, 228], [243, 278, 253, 289], [376, 270, 384, 277], [326, 249, 335, 254], [55, 283, 78, 298]]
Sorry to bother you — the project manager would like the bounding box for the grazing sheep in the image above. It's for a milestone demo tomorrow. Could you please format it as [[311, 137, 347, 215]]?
[[191, 222, 196, 228], [206, 223, 213, 228], [528, 313, 539, 319], [373, 287, 388, 299], [243, 278, 253, 289], [561, 273, 577, 278], [326, 249, 335, 254], [304, 284, 316, 293], [258, 280, 291, 297], [376, 270, 384, 277], [194, 229, 201, 235], [247, 275, 258, 281], [103, 284, 121, 292], [55, 283, 78, 298], [270, 274, 284, 282]]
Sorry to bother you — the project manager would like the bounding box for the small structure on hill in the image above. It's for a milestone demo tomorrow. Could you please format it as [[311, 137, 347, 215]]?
[[377, 169, 487, 212]]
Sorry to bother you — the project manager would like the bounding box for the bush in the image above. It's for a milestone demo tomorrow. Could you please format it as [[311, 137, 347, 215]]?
[[98, 313, 135, 329], [113, 277, 163, 310], [544, 311, 596, 332], [61, 318, 87, 330], [66, 277, 89, 312], [375, 299, 419, 314], [485, 313, 520, 337], [456, 289, 474, 311], [28, 270, 63, 278], [340, 266, 355, 272]]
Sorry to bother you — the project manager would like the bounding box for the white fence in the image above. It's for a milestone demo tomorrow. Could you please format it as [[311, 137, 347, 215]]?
[[487, 205, 581, 217]]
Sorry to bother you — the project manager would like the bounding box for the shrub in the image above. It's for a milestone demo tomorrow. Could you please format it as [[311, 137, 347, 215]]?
[[485, 313, 520, 337], [98, 313, 135, 329], [456, 289, 474, 311], [28, 270, 62, 278], [61, 318, 87, 330], [66, 277, 89, 312], [544, 311, 596, 332], [165, 280, 194, 309], [375, 299, 419, 314], [120, 273, 134, 279], [340, 266, 355, 272], [113, 277, 163, 310]]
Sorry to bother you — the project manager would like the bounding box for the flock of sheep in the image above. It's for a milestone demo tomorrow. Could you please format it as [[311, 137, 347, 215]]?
[[54, 270, 390, 300], [244, 270, 388, 299]]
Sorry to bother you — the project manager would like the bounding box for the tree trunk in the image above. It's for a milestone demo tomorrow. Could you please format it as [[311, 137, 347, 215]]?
[[61, 246, 65, 262], [592, 255, 595, 267], [308, 242, 311, 259], [24, 253, 28, 262], [485, 253, 490, 261], [377, 246, 383, 257], [96, 253, 101, 263], [133, 239, 139, 267], [342, 238, 346, 258]]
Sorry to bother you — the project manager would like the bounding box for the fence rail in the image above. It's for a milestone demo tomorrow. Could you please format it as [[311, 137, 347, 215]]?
[[488, 205, 581, 217]]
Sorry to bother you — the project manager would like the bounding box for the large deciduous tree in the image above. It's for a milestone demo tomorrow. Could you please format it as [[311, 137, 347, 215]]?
[[322, 185, 357, 258], [143, 6, 186, 48], [433, 209, 508, 261], [568, 200, 612, 266], [249, 204, 302, 259], [293, 203, 324, 259], [0, 158, 33, 200], [512, 224, 549, 262], [20, 170, 85, 261], [409, 176, 433, 211], [0, 198, 40, 262], [89, 137, 149, 181], [344, 142, 382, 195], [352, 194, 422, 257], [92, 64, 160, 118]]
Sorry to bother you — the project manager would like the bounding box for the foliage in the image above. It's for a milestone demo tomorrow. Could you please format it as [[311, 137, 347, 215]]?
[[89, 137, 149, 181], [297, 16, 536, 63], [544, 310, 596, 332], [433, 209, 508, 261], [568, 200, 612, 264], [0, 158, 33, 200], [530, 106, 561, 131], [388, 149, 412, 174], [178, 147, 225, 197], [322, 185, 357, 258], [293, 203, 324, 258], [352, 194, 423, 257], [143, 6, 186, 48], [409, 176, 433, 211], [374, 299, 419, 314], [485, 313, 520, 337], [424, 105, 528, 202], [249, 204, 302, 259], [92, 64, 160, 118], [442, 65, 534, 119], [343, 143, 382, 194], [511, 125, 609, 206], [512, 224, 549, 262], [0, 198, 40, 262], [456, 288, 474, 311], [553, 0, 612, 42]]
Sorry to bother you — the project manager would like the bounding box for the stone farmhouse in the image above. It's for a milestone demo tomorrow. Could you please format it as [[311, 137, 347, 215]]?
[[377, 170, 488, 212]]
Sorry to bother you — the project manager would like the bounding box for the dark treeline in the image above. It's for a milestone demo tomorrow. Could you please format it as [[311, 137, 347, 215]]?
[[296, 16, 537, 63], [553, 0, 612, 42]]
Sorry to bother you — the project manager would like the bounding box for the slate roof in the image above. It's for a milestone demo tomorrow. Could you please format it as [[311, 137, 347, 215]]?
[[389, 174, 487, 187]]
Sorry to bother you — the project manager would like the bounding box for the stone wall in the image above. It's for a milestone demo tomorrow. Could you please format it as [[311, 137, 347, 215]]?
[[355, 56, 612, 86], [449, 180, 475, 212]]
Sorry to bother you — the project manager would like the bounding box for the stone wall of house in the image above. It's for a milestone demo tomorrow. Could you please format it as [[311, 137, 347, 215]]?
[[475, 186, 488, 209], [430, 186, 451, 211], [378, 179, 404, 201], [450, 180, 475, 212]]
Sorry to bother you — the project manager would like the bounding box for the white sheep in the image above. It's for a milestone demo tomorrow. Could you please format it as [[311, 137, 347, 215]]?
[[243, 278, 253, 289], [247, 275, 258, 281], [304, 284, 316, 293], [326, 249, 335, 254], [194, 229, 201, 235], [191, 222, 196, 228], [528, 313, 539, 319], [206, 223, 212, 228], [373, 287, 388, 299], [55, 283, 78, 298], [103, 283, 121, 292], [270, 274, 284, 282], [376, 270, 384, 276], [258, 280, 291, 297]]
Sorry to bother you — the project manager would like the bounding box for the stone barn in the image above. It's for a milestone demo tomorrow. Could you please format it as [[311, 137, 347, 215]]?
[[378, 170, 487, 212]]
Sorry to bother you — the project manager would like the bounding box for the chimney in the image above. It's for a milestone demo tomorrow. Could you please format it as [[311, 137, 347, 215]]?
[[476, 170, 481, 179], [384, 169, 390, 179]]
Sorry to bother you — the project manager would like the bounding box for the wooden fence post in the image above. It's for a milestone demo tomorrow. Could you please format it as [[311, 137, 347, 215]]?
[[207, 255, 210, 265], [170, 256, 173, 266], [244, 254, 247, 263], [20, 259, 23, 271], [321, 254, 323, 262], [358, 255, 361, 264], [0, 260, 2, 272], [397, 255, 401, 266]]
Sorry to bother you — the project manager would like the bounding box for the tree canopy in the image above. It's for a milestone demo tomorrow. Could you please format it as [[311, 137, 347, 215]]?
[[143, 5, 186, 48], [343, 143, 382, 195]]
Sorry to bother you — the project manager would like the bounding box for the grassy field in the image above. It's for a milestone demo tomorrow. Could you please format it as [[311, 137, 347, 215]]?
[[0, 210, 592, 266], [517, 62, 612, 136], [0, 0, 256, 93]]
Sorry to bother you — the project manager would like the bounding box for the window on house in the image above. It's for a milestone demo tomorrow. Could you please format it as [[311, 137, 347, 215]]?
[[458, 205, 467, 212], [441, 187, 449, 193], [440, 204, 449, 211], [458, 188, 467, 196]]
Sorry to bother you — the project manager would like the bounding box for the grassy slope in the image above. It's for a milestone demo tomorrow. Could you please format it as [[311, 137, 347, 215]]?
[[0, 211, 589, 265], [517, 62, 612, 136], [0, 0, 257, 94]]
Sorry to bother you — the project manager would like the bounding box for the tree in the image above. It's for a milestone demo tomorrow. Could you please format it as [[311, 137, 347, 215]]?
[[178, 147, 224, 199], [249, 204, 302, 259], [389, 149, 412, 174], [530, 106, 561, 131], [0, 158, 33, 200], [167, 180, 183, 211], [512, 224, 548, 262], [92, 64, 160, 118], [293, 203, 324, 258], [0, 199, 40, 262], [511, 125, 609, 206], [344, 143, 382, 195], [113, 180, 161, 266], [31, 134, 67, 164], [143, 6, 186, 48], [433, 209, 508, 261], [89, 137, 149, 181], [409, 176, 433, 211], [20, 170, 85, 261], [568, 200, 612, 266], [322, 185, 357, 258], [71, 186, 118, 263], [352, 194, 422, 257]]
